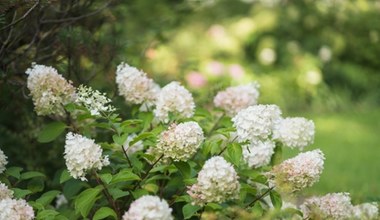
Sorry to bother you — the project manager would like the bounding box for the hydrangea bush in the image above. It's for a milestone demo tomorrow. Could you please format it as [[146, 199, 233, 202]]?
[[0, 63, 378, 220]]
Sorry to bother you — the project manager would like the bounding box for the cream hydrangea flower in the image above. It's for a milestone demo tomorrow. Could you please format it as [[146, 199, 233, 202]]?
[[156, 121, 204, 161], [116, 62, 160, 107], [232, 104, 282, 142], [273, 117, 315, 150], [188, 156, 240, 206], [242, 140, 275, 168], [154, 82, 195, 122], [353, 203, 379, 220], [75, 85, 115, 116], [122, 195, 173, 220], [64, 132, 110, 181], [0, 182, 13, 200], [25, 63, 75, 116], [214, 82, 260, 116], [300, 193, 354, 220], [0, 198, 34, 220], [271, 149, 325, 193], [0, 148, 8, 174], [123, 134, 144, 156]]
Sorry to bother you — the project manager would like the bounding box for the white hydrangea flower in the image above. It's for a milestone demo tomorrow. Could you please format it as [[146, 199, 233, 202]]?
[[271, 149, 325, 193], [123, 134, 144, 156], [0, 148, 8, 174], [154, 82, 195, 122], [188, 156, 240, 206], [0, 198, 35, 220], [122, 195, 173, 220], [156, 121, 204, 161], [75, 85, 115, 116], [232, 104, 282, 142], [273, 117, 315, 150], [116, 62, 160, 107], [300, 193, 354, 220], [25, 63, 75, 116], [55, 194, 68, 209], [353, 203, 379, 220], [64, 132, 110, 181], [0, 182, 13, 200], [213, 82, 260, 116], [242, 140, 275, 168]]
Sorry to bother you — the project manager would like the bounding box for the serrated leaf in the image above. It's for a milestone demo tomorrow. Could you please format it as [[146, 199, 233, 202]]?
[[270, 190, 282, 210], [93, 207, 117, 220], [37, 121, 66, 143], [110, 169, 140, 184], [36, 190, 61, 206], [183, 203, 202, 219], [12, 188, 33, 198], [21, 171, 45, 180], [74, 186, 103, 217]]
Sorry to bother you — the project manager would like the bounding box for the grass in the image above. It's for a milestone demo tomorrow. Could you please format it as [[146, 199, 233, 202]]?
[[283, 109, 380, 203]]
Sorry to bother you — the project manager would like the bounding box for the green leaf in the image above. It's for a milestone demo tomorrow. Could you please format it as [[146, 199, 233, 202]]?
[[110, 169, 140, 184], [271, 144, 282, 165], [74, 186, 103, 217], [108, 188, 130, 200], [12, 188, 33, 198], [270, 190, 282, 210], [21, 171, 46, 180], [37, 121, 66, 143], [131, 189, 149, 198], [112, 133, 128, 146], [142, 183, 159, 193], [36, 190, 61, 206], [174, 161, 191, 179], [100, 173, 112, 184], [93, 207, 117, 220], [5, 167, 23, 179], [60, 169, 72, 184], [36, 209, 60, 220], [27, 178, 44, 193], [129, 132, 155, 146], [182, 203, 202, 219], [226, 143, 242, 166]]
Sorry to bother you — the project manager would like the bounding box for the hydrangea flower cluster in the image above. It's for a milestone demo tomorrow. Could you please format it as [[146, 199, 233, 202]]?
[[300, 192, 354, 220], [353, 203, 379, 220], [0, 183, 34, 220], [213, 82, 260, 116], [0, 182, 13, 200], [64, 132, 110, 181], [271, 149, 325, 193], [123, 134, 144, 156], [188, 156, 240, 206], [116, 62, 160, 107], [242, 140, 275, 168], [273, 117, 315, 150], [75, 85, 115, 116], [156, 121, 204, 161], [154, 81, 195, 122], [232, 104, 282, 142], [0, 148, 7, 174], [25, 63, 75, 116], [122, 195, 173, 220]]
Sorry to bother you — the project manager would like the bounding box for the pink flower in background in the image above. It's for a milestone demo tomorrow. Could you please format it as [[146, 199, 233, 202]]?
[[228, 64, 244, 79], [185, 71, 207, 88], [206, 61, 225, 76], [207, 24, 226, 39]]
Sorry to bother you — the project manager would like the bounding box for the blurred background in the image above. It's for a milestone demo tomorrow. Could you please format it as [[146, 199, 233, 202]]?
[[1, 0, 379, 203]]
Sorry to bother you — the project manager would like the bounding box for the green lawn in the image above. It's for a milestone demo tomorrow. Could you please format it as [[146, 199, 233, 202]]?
[[283, 109, 380, 203]]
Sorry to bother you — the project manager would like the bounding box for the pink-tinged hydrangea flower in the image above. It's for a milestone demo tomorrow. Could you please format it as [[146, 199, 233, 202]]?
[[214, 82, 260, 116], [0, 198, 34, 220], [122, 195, 173, 220], [188, 156, 240, 206], [353, 203, 379, 220], [154, 82, 195, 122], [64, 132, 109, 181], [271, 149, 325, 193], [156, 121, 204, 161], [242, 140, 275, 168], [0, 182, 13, 200], [116, 62, 160, 107], [0, 148, 8, 174], [75, 85, 115, 116], [25, 63, 75, 116], [273, 117, 315, 150], [232, 104, 282, 142], [300, 193, 354, 220]]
